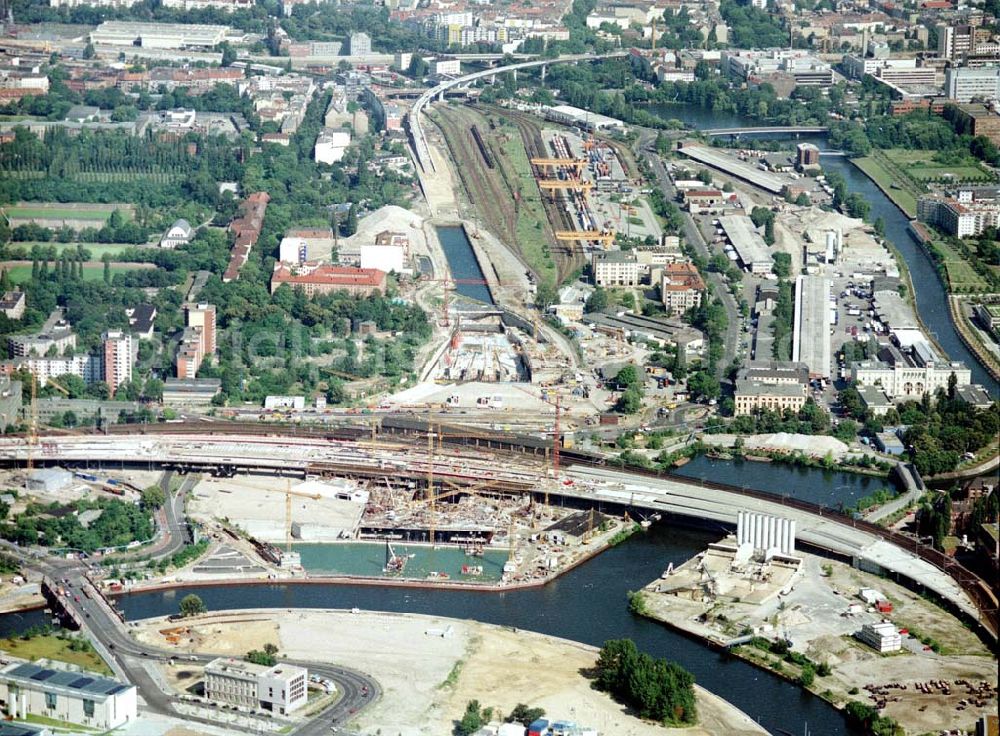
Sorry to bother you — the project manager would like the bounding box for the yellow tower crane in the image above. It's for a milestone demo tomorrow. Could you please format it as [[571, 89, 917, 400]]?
[[284, 478, 322, 554]]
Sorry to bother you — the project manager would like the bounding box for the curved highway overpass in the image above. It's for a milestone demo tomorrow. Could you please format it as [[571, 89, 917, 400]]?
[[408, 51, 628, 173], [2, 430, 995, 640]]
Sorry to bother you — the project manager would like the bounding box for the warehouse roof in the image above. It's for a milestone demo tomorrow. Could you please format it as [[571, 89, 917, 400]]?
[[718, 215, 773, 271]]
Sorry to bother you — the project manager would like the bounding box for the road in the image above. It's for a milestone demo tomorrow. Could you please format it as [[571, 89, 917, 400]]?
[[635, 130, 743, 379], [3, 513, 380, 734]]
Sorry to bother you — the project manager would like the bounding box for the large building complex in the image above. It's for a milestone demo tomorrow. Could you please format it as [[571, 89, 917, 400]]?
[[204, 658, 308, 715], [0, 662, 137, 730], [850, 343, 971, 398], [792, 275, 831, 379], [918, 186, 1000, 237], [90, 22, 230, 49]]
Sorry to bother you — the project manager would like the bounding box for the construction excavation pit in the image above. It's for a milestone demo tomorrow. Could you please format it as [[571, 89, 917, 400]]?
[[186, 471, 634, 587]]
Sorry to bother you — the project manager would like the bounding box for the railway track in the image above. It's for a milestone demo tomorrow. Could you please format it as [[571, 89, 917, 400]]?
[[483, 104, 586, 282], [22, 420, 1000, 640]]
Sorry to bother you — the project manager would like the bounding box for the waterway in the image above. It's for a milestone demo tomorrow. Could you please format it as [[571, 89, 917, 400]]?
[[435, 225, 495, 304], [649, 103, 999, 393], [292, 542, 507, 581], [117, 525, 863, 736], [673, 454, 891, 509]]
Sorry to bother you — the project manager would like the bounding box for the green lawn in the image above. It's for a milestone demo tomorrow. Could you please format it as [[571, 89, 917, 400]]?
[[882, 149, 995, 184], [3, 204, 127, 221], [852, 155, 918, 217], [0, 634, 112, 675], [3, 263, 151, 284], [929, 240, 991, 292]]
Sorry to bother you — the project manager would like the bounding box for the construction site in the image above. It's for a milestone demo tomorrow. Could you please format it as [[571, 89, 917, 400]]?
[[185, 437, 634, 586]]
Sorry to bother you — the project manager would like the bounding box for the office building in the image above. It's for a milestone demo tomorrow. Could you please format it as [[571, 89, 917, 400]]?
[[945, 67, 1000, 102], [592, 251, 640, 287], [270, 263, 386, 296], [204, 658, 308, 715], [102, 330, 134, 396], [950, 103, 1000, 144], [857, 622, 902, 653], [937, 24, 996, 62], [0, 662, 137, 730]]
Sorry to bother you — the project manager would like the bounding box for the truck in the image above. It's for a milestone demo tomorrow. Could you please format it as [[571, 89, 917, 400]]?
[[847, 308, 862, 317]]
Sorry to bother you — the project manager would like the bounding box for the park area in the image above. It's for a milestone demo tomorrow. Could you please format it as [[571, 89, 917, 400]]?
[[1, 202, 134, 230], [884, 149, 995, 184], [0, 260, 155, 284]]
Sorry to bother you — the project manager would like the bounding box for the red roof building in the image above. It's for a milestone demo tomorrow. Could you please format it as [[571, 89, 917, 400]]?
[[270, 263, 386, 297]]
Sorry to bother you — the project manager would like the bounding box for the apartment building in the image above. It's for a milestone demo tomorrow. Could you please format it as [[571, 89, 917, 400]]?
[[592, 251, 640, 287]]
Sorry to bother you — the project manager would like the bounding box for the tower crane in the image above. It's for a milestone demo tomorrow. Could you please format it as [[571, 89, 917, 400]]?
[[284, 478, 322, 555]]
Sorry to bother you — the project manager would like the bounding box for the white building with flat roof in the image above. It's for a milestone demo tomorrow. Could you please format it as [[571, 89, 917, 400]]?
[[204, 658, 308, 715], [90, 21, 230, 49], [857, 622, 902, 653], [0, 662, 136, 730]]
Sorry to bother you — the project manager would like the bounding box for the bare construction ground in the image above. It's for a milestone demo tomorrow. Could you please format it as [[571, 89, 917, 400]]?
[[134, 609, 766, 736], [639, 547, 997, 735]]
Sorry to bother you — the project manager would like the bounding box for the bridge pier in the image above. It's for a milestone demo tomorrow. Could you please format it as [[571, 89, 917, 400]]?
[[541, 64, 547, 82], [512, 69, 518, 83]]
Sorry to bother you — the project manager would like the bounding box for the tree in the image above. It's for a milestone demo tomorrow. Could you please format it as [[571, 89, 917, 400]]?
[[585, 288, 609, 313], [773, 252, 791, 278], [246, 645, 278, 666], [613, 364, 641, 391], [687, 371, 720, 401], [83, 43, 96, 60], [140, 486, 165, 510], [507, 704, 546, 727], [535, 281, 558, 309], [179, 594, 206, 617], [220, 42, 237, 67], [455, 700, 486, 736], [343, 204, 358, 236], [616, 387, 643, 414]]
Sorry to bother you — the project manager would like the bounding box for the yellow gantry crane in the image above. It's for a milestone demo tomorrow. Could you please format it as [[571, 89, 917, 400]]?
[[554, 230, 616, 248], [530, 158, 588, 171]]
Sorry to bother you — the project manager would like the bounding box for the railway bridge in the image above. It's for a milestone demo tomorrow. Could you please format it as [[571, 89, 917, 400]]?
[[0, 422, 995, 641]]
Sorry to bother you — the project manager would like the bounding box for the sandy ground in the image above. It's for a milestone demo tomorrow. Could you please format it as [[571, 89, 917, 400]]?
[[133, 609, 766, 736]]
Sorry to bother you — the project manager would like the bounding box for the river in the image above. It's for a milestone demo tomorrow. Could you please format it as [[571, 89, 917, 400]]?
[[115, 524, 863, 736], [649, 103, 999, 393]]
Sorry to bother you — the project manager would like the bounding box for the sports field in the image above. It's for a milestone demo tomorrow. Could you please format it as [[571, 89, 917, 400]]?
[[1, 261, 154, 284]]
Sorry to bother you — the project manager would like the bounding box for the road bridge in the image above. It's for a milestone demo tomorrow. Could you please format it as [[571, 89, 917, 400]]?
[[408, 51, 628, 173], [1, 429, 995, 640], [701, 126, 829, 137]]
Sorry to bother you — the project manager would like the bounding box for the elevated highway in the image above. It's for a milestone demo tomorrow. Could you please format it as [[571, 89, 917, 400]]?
[[1, 428, 995, 640], [408, 51, 628, 173]]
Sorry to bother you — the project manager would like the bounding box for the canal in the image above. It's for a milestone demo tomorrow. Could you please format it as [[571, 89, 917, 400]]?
[[649, 103, 999, 393], [436, 225, 495, 304]]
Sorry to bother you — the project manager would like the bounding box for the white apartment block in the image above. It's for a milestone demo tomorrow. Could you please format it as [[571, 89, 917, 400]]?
[[592, 252, 640, 287], [162, 0, 253, 10], [103, 330, 134, 396]]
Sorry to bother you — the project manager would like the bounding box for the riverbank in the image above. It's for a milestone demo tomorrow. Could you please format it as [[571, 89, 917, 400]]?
[[634, 542, 997, 735], [850, 153, 919, 217], [132, 608, 769, 736]]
